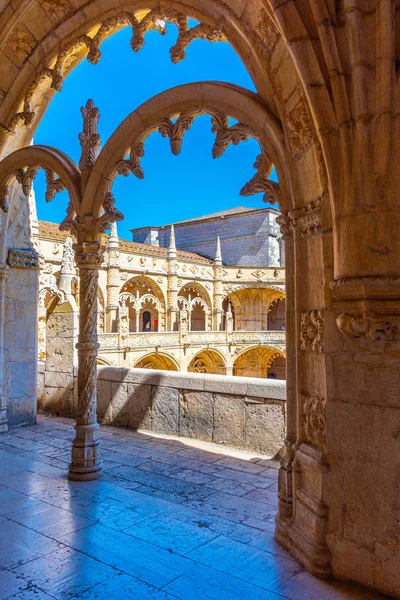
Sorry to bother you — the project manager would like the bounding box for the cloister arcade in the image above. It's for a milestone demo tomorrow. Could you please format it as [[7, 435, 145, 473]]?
[[36, 220, 286, 376], [0, 2, 398, 597]]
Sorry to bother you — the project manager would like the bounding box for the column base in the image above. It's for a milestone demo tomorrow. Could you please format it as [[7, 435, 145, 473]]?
[[0, 408, 8, 433], [68, 422, 102, 481]]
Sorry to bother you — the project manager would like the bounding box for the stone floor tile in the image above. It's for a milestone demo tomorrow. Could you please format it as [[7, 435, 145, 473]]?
[[188, 535, 301, 591], [105, 465, 215, 501], [0, 487, 43, 517], [69, 571, 177, 600], [5, 587, 56, 600], [275, 570, 388, 600], [12, 546, 118, 599], [136, 460, 182, 477], [61, 523, 195, 588], [0, 568, 28, 600], [0, 520, 63, 570], [213, 467, 276, 489], [204, 477, 256, 497], [163, 564, 288, 600], [198, 491, 277, 522], [6, 502, 94, 539], [167, 468, 216, 486], [247, 530, 301, 561], [213, 457, 269, 475], [133, 485, 189, 505], [159, 503, 268, 544], [243, 487, 278, 507], [124, 513, 218, 554]]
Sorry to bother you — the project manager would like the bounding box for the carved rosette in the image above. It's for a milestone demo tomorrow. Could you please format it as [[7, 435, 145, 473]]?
[[300, 310, 324, 353], [302, 394, 327, 452]]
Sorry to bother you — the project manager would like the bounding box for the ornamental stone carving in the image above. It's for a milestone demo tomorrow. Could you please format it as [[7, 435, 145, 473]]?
[[286, 95, 314, 159], [302, 394, 327, 452], [300, 310, 324, 353], [289, 198, 322, 237], [5, 23, 36, 60], [41, 0, 72, 21], [336, 313, 400, 342]]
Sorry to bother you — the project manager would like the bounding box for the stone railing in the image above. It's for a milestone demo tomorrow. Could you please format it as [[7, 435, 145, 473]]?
[[98, 330, 286, 350], [96, 367, 286, 457], [38, 365, 286, 457]]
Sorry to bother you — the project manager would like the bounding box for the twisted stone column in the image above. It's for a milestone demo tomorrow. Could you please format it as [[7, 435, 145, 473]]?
[[0, 263, 9, 432], [68, 241, 103, 481]]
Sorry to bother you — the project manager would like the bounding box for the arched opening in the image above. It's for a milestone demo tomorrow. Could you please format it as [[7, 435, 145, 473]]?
[[187, 349, 226, 375], [119, 276, 165, 333], [223, 288, 285, 331], [267, 297, 286, 331], [134, 352, 178, 371], [233, 346, 285, 379], [178, 282, 212, 332]]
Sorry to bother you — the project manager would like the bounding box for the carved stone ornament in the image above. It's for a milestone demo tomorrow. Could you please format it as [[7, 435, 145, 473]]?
[[5, 23, 36, 60], [286, 95, 314, 159], [79, 99, 101, 172], [0, 10, 225, 136], [302, 394, 327, 451], [240, 152, 280, 205], [7, 247, 40, 269], [336, 313, 400, 342], [60, 193, 123, 235], [300, 310, 324, 353], [289, 198, 321, 237]]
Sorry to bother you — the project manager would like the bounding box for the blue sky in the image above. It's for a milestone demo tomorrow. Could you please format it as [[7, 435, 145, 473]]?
[[34, 24, 277, 239]]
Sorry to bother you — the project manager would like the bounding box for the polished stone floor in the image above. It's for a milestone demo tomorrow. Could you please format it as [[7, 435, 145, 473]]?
[[0, 414, 387, 600]]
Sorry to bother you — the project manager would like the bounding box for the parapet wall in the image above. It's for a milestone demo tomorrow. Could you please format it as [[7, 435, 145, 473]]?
[[39, 365, 286, 458]]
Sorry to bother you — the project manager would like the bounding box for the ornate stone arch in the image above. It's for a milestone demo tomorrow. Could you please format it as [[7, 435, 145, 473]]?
[[187, 348, 226, 375], [134, 351, 179, 371]]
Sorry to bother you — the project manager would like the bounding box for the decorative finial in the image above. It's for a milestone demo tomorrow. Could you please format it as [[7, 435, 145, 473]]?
[[108, 221, 119, 249], [79, 99, 101, 174], [215, 236, 222, 265], [168, 225, 177, 258]]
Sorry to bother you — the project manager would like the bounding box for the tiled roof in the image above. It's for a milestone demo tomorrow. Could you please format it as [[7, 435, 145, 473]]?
[[131, 205, 278, 231], [38, 221, 212, 264]]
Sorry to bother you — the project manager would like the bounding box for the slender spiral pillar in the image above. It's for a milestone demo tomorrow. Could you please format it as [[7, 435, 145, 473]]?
[[68, 241, 103, 481]]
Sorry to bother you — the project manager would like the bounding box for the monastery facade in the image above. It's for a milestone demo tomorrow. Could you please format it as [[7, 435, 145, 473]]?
[[37, 217, 286, 379]]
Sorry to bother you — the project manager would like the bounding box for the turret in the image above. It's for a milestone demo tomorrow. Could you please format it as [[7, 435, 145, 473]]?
[[106, 221, 120, 332]]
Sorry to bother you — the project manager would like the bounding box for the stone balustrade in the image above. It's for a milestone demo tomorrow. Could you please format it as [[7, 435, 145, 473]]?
[[98, 330, 286, 350], [95, 367, 285, 457], [38, 364, 286, 457]]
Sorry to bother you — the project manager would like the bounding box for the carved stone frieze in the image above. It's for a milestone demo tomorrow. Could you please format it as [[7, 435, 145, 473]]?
[[300, 310, 324, 353], [336, 313, 400, 342], [302, 394, 327, 452], [7, 247, 39, 269]]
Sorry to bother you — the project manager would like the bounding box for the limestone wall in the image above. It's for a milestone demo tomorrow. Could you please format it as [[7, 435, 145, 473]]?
[[4, 267, 38, 428]]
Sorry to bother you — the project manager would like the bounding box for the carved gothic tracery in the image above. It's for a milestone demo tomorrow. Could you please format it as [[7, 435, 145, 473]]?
[[0, 10, 225, 136]]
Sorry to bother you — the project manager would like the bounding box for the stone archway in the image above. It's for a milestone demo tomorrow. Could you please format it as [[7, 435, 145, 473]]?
[[134, 352, 178, 371], [188, 349, 226, 375]]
